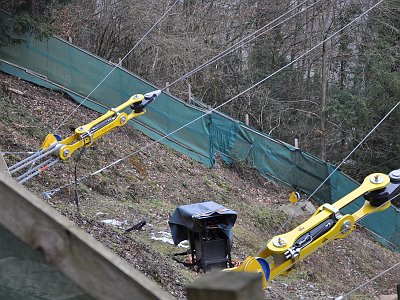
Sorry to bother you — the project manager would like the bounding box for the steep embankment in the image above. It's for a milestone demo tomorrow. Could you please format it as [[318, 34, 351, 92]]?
[[1, 72, 399, 299]]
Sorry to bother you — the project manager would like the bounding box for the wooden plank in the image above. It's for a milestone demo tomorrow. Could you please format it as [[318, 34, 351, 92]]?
[[187, 272, 264, 300], [0, 153, 10, 177], [0, 173, 175, 300]]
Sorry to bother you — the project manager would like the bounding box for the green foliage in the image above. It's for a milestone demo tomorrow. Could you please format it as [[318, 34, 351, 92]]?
[[0, 0, 69, 46], [0, 22, 25, 46], [327, 90, 369, 129], [13, 13, 55, 38], [333, 1, 400, 181]]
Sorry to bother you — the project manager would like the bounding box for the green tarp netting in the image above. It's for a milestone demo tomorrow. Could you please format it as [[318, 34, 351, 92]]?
[[0, 10, 398, 251]]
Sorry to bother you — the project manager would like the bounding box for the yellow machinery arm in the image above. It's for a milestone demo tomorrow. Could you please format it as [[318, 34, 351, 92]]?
[[42, 93, 150, 160], [227, 170, 400, 288], [8, 90, 161, 183]]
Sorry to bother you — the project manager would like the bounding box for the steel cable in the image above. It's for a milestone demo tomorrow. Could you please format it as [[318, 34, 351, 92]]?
[[43, 0, 387, 198], [268, 193, 400, 284], [12, 0, 311, 165], [52, 0, 181, 134], [335, 261, 400, 299], [161, 0, 324, 92]]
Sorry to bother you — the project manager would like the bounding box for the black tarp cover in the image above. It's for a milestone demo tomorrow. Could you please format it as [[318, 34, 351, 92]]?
[[169, 201, 237, 248]]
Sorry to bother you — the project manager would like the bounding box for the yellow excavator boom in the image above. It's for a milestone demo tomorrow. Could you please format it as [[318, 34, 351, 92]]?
[[8, 90, 161, 183], [226, 170, 400, 288]]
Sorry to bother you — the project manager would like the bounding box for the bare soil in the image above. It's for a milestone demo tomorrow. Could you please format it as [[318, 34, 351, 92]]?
[[1, 72, 399, 299]]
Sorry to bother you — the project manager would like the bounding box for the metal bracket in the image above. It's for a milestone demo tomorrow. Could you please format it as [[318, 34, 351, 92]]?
[[79, 127, 94, 146], [110, 107, 120, 116], [320, 203, 343, 220]]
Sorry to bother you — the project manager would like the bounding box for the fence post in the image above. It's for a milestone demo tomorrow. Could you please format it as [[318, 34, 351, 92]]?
[[295, 138, 299, 148], [245, 114, 249, 126], [187, 272, 264, 300], [166, 82, 169, 93], [188, 83, 192, 104]]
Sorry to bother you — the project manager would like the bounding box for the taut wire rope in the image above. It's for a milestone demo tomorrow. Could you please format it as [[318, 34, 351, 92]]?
[[335, 261, 400, 299], [4, 0, 327, 173], [161, 0, 324, 92], [268, 87, 399, 243], [269, 193, 400, 289], [263, 0, 397, 238], [43, 0, 386, 197], [18, 0, 320, 157], [270, 194, 400, 296], [52, 0, 180, 134], [55, 0, 324, 131]]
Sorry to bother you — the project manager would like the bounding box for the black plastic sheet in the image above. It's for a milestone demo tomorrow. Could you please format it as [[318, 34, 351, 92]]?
[[169, 201, 237, 248]]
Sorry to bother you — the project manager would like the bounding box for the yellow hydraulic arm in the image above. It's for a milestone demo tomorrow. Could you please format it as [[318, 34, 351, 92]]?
[[227, 170, 400, 288], [8, 90, 161, 183]]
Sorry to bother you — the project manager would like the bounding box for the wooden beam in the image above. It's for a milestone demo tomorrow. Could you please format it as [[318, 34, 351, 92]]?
[[0, 152, 10, 177], [187, 271, 264, 300], [0, 173, 175, 300]]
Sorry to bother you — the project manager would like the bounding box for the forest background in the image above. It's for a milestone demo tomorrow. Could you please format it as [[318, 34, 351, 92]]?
[[1, 0, 399, 181]]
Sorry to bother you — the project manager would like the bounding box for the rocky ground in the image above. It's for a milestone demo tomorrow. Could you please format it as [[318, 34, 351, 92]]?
[[1, 72, 399, 299]]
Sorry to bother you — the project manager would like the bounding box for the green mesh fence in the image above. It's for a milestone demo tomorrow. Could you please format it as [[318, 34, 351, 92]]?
[[210, 115, 400, 250], [0, 10, 398, 251]]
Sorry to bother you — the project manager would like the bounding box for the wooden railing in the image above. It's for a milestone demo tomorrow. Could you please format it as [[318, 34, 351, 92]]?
[[0, 155, 263, 300]]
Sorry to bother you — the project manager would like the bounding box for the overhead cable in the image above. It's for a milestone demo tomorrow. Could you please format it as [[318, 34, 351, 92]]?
[[162, 0, 324, 91], [335, 261, 400, 299], [269, 193, 400, 283], [52, 0, 180, 134], [265, 0, 391, 239], [43, 0, 387, 197]]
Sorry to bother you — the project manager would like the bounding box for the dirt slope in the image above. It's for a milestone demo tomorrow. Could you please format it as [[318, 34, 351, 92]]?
[[1, 72, 399, 299]]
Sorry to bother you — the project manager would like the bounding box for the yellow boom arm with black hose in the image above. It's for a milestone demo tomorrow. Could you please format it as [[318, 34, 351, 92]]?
[[226, 170, 400, 288], [8, 90, 161, 183]]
